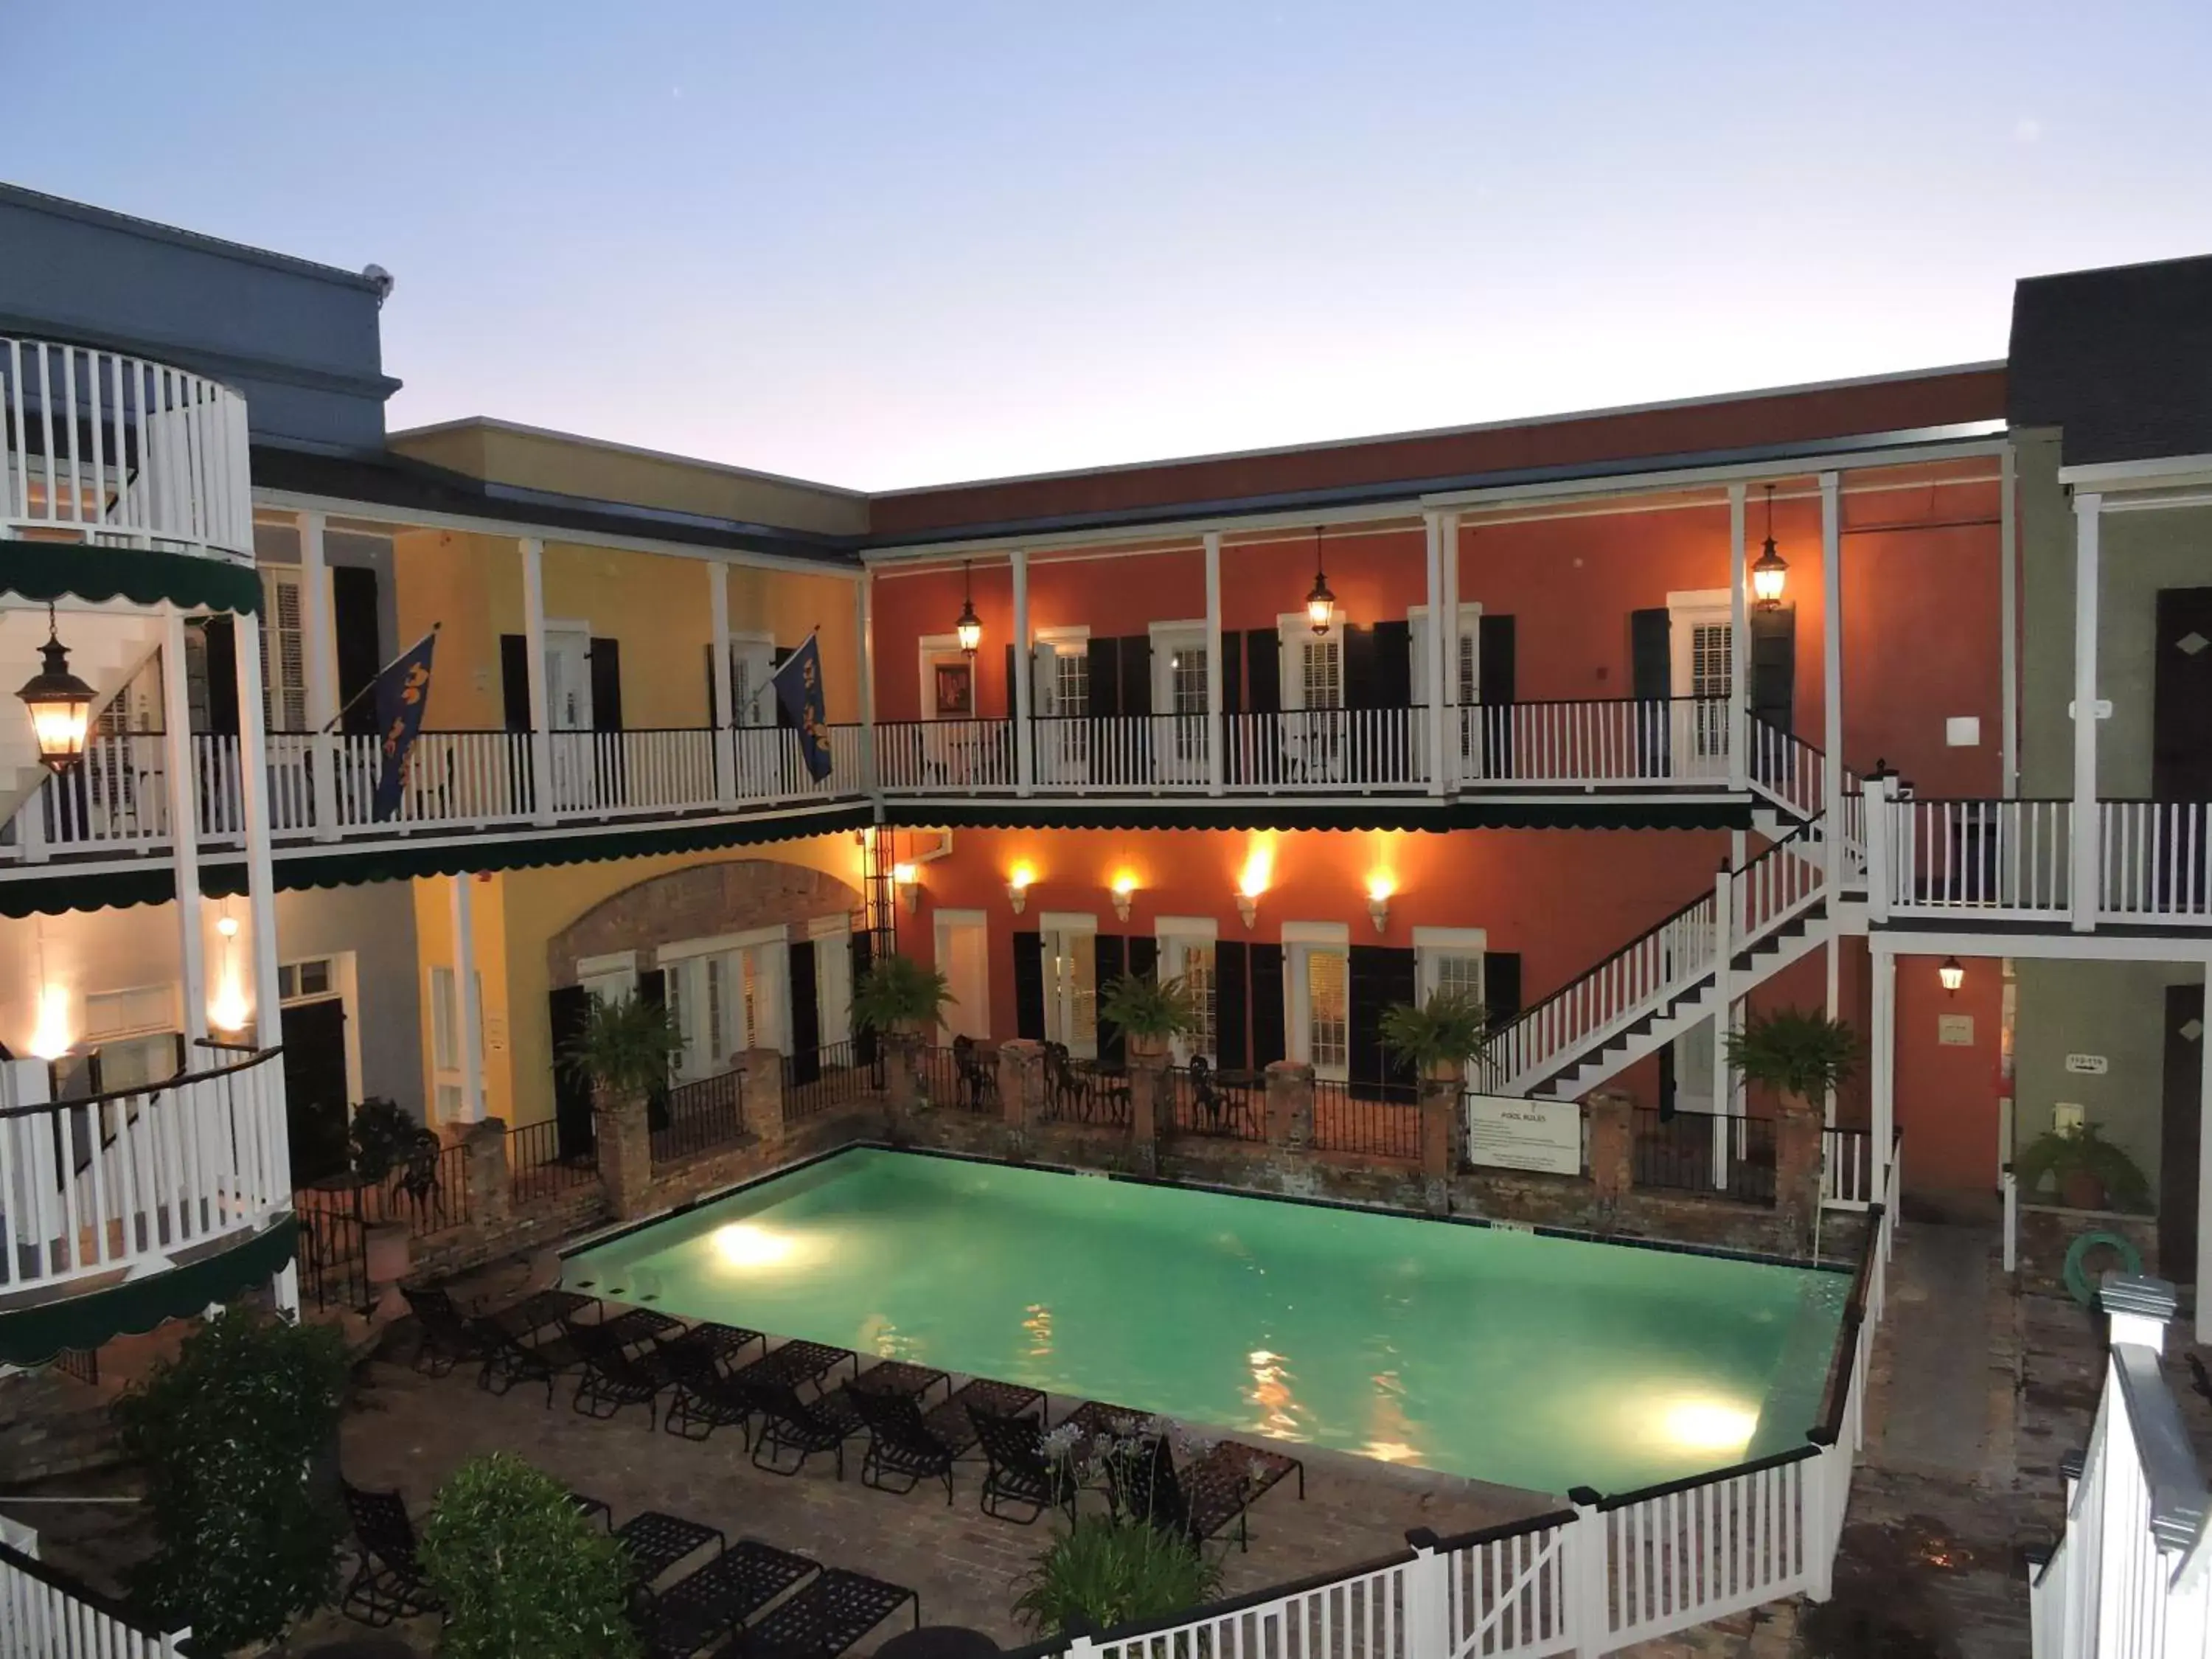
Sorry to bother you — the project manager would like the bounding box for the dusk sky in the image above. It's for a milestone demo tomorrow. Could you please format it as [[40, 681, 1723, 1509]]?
[[12, 2, 2208, 490]]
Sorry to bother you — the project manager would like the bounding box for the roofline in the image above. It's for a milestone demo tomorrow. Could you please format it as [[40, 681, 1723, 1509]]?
[[868, 359, 2007, 502], [0, 181, 383, 293], [388, 414, 869, 501], [2014, 248, 2212, 288]]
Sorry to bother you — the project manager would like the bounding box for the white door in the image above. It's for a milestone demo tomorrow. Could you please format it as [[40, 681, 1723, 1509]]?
[[1668, 599, 1732, 779], [814, 930, 853, 1053], [1152, 629, 1208, 784], [1291, 944, 1350, 1082], [1041, 921, 1098, 1058], [1281, 622, 1345, 783], [1158, 932, 1217, 1064], [935, 913, 990, 1045], [545, 627, 595, 808]]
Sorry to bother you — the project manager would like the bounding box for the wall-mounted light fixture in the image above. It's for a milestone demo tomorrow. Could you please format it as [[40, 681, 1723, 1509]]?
[[1366, 873, 1394, 935], [893, 860, 920, 914], [954, 561, 983, 657], [1236, 845, 1271, 930], [1938, 956, 1965, 995], [1110, 872, 1137, 923], [1006, 862, 1035, 916], [1303, 526, 1335, 636], [1750, 484, 1787, 609], [29, 981, 72, 1061], [210, 912, 248, 1032], [17, 603, 94, 775]]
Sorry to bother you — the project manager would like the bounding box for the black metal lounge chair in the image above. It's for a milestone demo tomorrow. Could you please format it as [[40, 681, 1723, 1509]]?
[[481, 1320, 587, 1406], [401, 1284, 501, 1377], [922, 1377, 1045, 1456], [571, 1328, 672, 1427], [1114, 1434, 1304, 1551], [635, 1540, 818, 1659], [970, 1407, 1068, 1524], [717, 1568, 918, 1659], [849, 1359, 948, 1403], [613, 1509, 726, 1590], [737, 1339, 855, 1395], [736, 1377, 862, 1478], [497, 1287, 595, 1335], [593, 1307, 686, 1351], [686, 1321, 767, 1366], [664, 1344, 759, 1443], [339, 1481, 442, 1627], [849, 1387, 958, 1502]]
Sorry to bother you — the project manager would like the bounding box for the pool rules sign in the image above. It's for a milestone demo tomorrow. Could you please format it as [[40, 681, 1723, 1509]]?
[[1466, 1093, 1582, 1175]]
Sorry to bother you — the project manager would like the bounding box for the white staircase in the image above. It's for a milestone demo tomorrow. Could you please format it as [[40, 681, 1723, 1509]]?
[[0, 602, 168, 828]]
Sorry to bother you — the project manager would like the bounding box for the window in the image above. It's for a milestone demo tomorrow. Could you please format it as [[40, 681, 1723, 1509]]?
[[259, 568, 308, 731], [1690, 624, 1732, 700], [1170, 647, 1208, 715], [664, 933, 785, 1079], [1306, 949, 1349, 1077], [278, 959, 334, 1002], [1669, 593, 1733, 768], [1180, 944, 1217, 1060], [431, 966, 457, 1070], [727, 637, 776, 727], [1432, 953, 1484, 1006], [1054, 651, 1091, 718], [1409, 605, 1482, 706], [1042, 919, 1098, 1058], [1155, 919, 1219, 1064], [812, 920, 854, 1049], [1300, 637, 1343, 709]]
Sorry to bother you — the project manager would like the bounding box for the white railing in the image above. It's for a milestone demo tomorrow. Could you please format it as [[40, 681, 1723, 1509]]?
[[1745, 714, 1823, 818], [875, 719, 1017, 793], [546, 728, 719, 817], [1882, 797, 2075, 919], [0, 1523, 187, 1658], [1031, 715, 1214, 793], [1821, 1127, 1875, 1209], [2, 337, 253, 562], [1455, 697, 1733, 790], [2029, 1278, 2212, 1659], [1225, 709, 1427, 792], [0, 1043, 288, 1296], [18, 733, 170, 854], [728, 722, 867, 805], [2099, 801, 2212, 923]]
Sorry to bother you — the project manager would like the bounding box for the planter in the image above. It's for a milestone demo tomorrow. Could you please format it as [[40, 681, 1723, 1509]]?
[[2061, 1169, 2108, 1211]]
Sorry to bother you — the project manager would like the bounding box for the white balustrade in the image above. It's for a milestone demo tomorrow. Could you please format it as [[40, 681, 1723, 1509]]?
[[1883, 797, 2076, 919], [1, 1524, 187, 1659], [2098, 801, 2212, 924], [1458, 698, 1736, 790], [874, 720, 1018, 793], [1030, 715, 1214, 792], [1820, 1127, 1875, 1209], [1222, 709, 1425, 792]]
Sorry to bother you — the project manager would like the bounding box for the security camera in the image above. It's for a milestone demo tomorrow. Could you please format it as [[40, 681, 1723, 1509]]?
[[361, 264, 396, 307]]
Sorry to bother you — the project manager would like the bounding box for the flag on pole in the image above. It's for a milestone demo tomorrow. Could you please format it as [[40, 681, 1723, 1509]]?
[[371, 630, 439, 821], [771, 633, 833, 781]]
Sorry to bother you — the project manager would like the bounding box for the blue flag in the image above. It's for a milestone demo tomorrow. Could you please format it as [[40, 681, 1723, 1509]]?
[[371, 631, 438, 821], [771, 634, 833, 781]]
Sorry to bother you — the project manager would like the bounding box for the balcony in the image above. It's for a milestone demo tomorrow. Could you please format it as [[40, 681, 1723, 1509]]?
[[2, 337, 254, 563]]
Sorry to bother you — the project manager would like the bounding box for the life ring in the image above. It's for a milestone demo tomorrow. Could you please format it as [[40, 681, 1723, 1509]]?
[[2064, 1228, 2144, 1307]]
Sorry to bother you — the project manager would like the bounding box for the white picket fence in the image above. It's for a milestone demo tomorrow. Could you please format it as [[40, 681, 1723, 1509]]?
[[0, 1520, 187, 1658], [1065, 1151, 1893, 1659]]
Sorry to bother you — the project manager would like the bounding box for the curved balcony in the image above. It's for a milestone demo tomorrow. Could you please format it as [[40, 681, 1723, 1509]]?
[[1, 336, 254, 564]]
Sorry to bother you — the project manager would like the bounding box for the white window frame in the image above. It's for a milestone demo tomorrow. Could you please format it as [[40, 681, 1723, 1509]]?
[[279, 950, 364, 1107], [1037, 909, 1098, 1058], [1412, 926, 1488, 1090], [1277, 611, 1346, 712], [428, 963, 483, 1117], [809, 914, 855, 1050], [1155, 915, 1220, 1065], [663, 929, 790, 1077], [726, 632, 776, 728], [576, 950, 639, 1006], [932, 907, 991, 1044], [1282, 921, 1352, 1082], [1408, 602, 1484, 707], [1147, 620, 1208, 714], [258, 566, 309, 731], [543, 619, 594, 731]]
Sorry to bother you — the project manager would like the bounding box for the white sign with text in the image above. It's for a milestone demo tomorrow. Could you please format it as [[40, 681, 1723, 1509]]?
[[1465, 1093, 1582, 1176]]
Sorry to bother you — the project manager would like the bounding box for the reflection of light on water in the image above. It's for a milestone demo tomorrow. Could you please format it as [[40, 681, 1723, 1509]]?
[[1248, 1348, 1301, 1436], [1023, 1303, 1054, 1360], [1363, 1369, 1420, 1464], [1654, 1395, 1759, 1455], [712, 1222, 798, 1269]]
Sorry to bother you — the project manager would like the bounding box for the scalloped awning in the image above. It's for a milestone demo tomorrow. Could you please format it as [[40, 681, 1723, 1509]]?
[[0, 539, 262, 615]]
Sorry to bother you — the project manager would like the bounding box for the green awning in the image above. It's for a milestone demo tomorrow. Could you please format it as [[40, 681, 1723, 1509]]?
[[0, 538, 262, 615], [0, 1216, 297, 1369]]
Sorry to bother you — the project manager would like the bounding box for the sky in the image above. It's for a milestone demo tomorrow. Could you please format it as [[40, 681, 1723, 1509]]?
[[10, 1, 2211, 491]]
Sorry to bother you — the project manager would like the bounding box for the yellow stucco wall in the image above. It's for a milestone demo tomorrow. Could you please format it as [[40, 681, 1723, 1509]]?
[[392, 529, 518, 731]]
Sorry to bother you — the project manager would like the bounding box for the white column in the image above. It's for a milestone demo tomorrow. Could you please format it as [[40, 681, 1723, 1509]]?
[[1820, 470, 1843, 858], [1825, 936, 1841, 1130], [1012, 550, 1033, 796], [2070, 494, 2101, 931], [708, 561, 736, 806], [1871, 944, 1896, 1156], [161, 610, 209, 1046], [2000, 445, 2020, 799], [297, 509, 341, 841], [1424, 510, 1447, 796], [450, 872, 485, 1123], [232, 604, 284, 1202], [1439, 510, 1461, 793], [1711, 860, 1733, 1189], [1728, 483, 1749, 791], [2197, 992, 2212, 1343], [856, 571, 877, 795], [1204, 532, 1224, 796], [521, 537, 554, 826]]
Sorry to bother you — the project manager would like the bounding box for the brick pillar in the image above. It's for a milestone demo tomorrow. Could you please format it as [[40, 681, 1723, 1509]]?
[[1774, 1091, 1823, 1252], [1126, 1035, 1170, 1175], [594, 1085, 653, 1221], [463, 1116, 512, 1223], [1265, 1060, 1314, 1150], [996, 1038, 1044, 1130], [1418, 1063, 1461, 1214], [1585, 1088, 1634, 1217], [738, 1049, 785, 1150], [880, 1032, 920, 1141]]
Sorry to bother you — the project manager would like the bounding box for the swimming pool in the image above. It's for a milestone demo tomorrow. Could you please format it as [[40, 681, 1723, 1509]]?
[[564, 1149, 1846, 1494]]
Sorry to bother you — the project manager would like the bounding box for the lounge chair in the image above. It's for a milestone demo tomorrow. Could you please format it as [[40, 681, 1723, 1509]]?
[[970, 1407, 1068, 1524], [563, 1315, 670, 1427], [849, 1359, 947, 1403], [1113, 1434, 1304, 1551], [849, 1387, 958, 1502], [923, 1377, 1044, 1456], [737, 1339, 855, 1395], [664, 1344, 759, 1443], [717, 1568, 918, 1659], [339, 1481, 442, 1627], [635, 1540, 817, 1659], [480, 1320, 587, 1406], [737, 1377, 862, 1478], [613, 1509, 726, 1589], [401, 1284, 501, 1377]]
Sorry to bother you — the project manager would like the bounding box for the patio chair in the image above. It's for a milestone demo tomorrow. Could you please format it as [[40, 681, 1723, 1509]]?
[[567, 1316, 670, 1427], [614, 1509, 726, 1590], [1115, 1435, 1304, 1552], [339, 1481, 442, 1627], [480, 1320, 586, 1406], [635, 1540, 818, 1659], [664, 1344, 759, 1443], [400, 1283, 500, 1377], [970, 1407, 1067, 1524], [922, 1377, 1045, 1456], [735, 1338, 856, 1396], [1042, 1041, 1088, 1119], [1187, 1056, 1227, 1133], [849, 1359, 948, 1403], [735, 1376, 862, 1478], [717, 1568, 918, 1659], [951, 1034, 998, 1110], [849, 1386, 958, 1502]]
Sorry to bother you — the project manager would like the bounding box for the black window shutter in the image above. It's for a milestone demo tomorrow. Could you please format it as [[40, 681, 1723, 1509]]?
[[589, 638, 624, 731], [1249, 943, 1287, 1068], [1222, 633, 1245, 717], [787, 940, 820, 1081], [1245, 629, 1281, 714], [1215, 939, 1248, 1071], [1350, 945, 1419, 1101], [1658, 1041, 1677, 1121], [1630, 609, 1671, 701], [1127, 934, 1159, 982], [1013, 931, 1046, 1041], [1004, 643, 1018, 720], [851, 931, 879, 1064], [1749, 608, 1795, 732], [1119, 636, 1152, 717], [635, 967, 669, 1128], [1484, 953, 1523, 1032], [1342, 624, 1377, 710], [1374, 619, 1413, 709], [331, 566, 383, 736], [500, 634, 532, 731], [1094, 933, 1129, 1065], [1478, 616, 1516, 703], [202, 616, 240, 737], [1086, 638, 1121, 719], [549, 985, 596, 1159], [770, 645, 796, 728]]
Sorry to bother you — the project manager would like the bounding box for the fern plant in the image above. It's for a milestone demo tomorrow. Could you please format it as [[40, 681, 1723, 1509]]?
[[1098, 972, 1200, 1042], [1380, 991, 1491, 1074], [1723, 1006, 1859, 1103], [1012, 1513, 1222, 1637], [560, 990, 682, 1103], [852, 953, 953, 1035], [2015, 1122, 2152, 1213]]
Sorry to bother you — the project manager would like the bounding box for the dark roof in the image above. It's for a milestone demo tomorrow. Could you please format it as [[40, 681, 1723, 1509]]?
[[251, 445, 862, 566], [2008, 254, 2212, 466]]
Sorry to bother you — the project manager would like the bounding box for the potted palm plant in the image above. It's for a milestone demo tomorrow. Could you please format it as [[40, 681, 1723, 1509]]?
[[560, 990, 681, 1217], [1382, 991, 1490, 1185], [1722, 1006, 1859, 1113], [853, 954, 953, 1119], [2016, 1121, 2150, 1213]]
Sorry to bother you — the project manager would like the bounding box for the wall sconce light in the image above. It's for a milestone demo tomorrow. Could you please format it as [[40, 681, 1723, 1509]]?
[[1006, 863, 1035, 916], [1750, 484, 1787, 609], [1938, 956, 1965, 995], [1366, 874, 1394, 934], [29, 982, 72, 1061], [1235, 845, 1270, 931], [893, 861, 920, 914], [210, 913, 248, 1032], [1110, 872, 1136, 922], [954, 560, 983, 657], [1236, 891, 1259, 929]]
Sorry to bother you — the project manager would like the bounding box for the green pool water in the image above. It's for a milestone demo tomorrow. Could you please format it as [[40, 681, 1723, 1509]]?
[[564, 1149, 1846, 1494]]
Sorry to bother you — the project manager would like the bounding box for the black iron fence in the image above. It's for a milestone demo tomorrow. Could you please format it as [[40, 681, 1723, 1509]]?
[[507, 1117, 597, 1205], [783, 1039, 881, 1121], [1162, 1063, 1265, 1141], [1039, 1048, 1130, 1126], [653, 1071, 749, 1164], [1309, 1079, 1423, 1160], [919, 1043, 1000, 1113], [1632, 1107, 1776, 1204]]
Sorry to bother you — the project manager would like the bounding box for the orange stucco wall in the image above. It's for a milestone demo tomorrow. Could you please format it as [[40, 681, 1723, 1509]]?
[[1892, 953, 2006, 1198]]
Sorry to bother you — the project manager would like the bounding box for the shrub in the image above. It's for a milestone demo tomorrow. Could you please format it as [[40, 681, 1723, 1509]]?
[[1723, 1006, 1859, 1102], [1012, 1513, 1221, 1637], [1380, 991, 1491, 1073], [1098, 973, 1201, 1043], [2015, 1122, 2152, 1213], [114, 1311, 351, 1652], [852, 953, 953, 1034], [420, 1453, 639, 1659], [561, 990, 682, 1102]]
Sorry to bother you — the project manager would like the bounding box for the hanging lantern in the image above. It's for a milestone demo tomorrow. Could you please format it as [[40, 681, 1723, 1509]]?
[[17, 605, 94, 775], [1750, 484, 1788, 609], [1304, 529, 1335, 636], [1938, 956, 1965, 995], [954, 560, 983, 657]]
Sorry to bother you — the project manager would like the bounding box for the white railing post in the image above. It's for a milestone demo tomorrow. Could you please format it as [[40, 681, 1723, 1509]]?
[[1864, 773, 1893, 922], [708, 562, 737, 807], [1820, 470, 1843, 891], [521, 538, 554, 827], [297, 509, 341, 841], [1402, 1530, 1452, 1659], [161, 610, 210, 1048], [1728, 483, 1750, 792], [1801, 1444, 1838, 1603], [855, 572, 877, 797], [1204, 532, 1225, 797], [1712, 858, 1733, 1190], [2070, 493, 2101, 933], [1565, 1490, 1610, 1659], [1424, 510, 1449, 799], [1012, 549, 1033, 798]]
